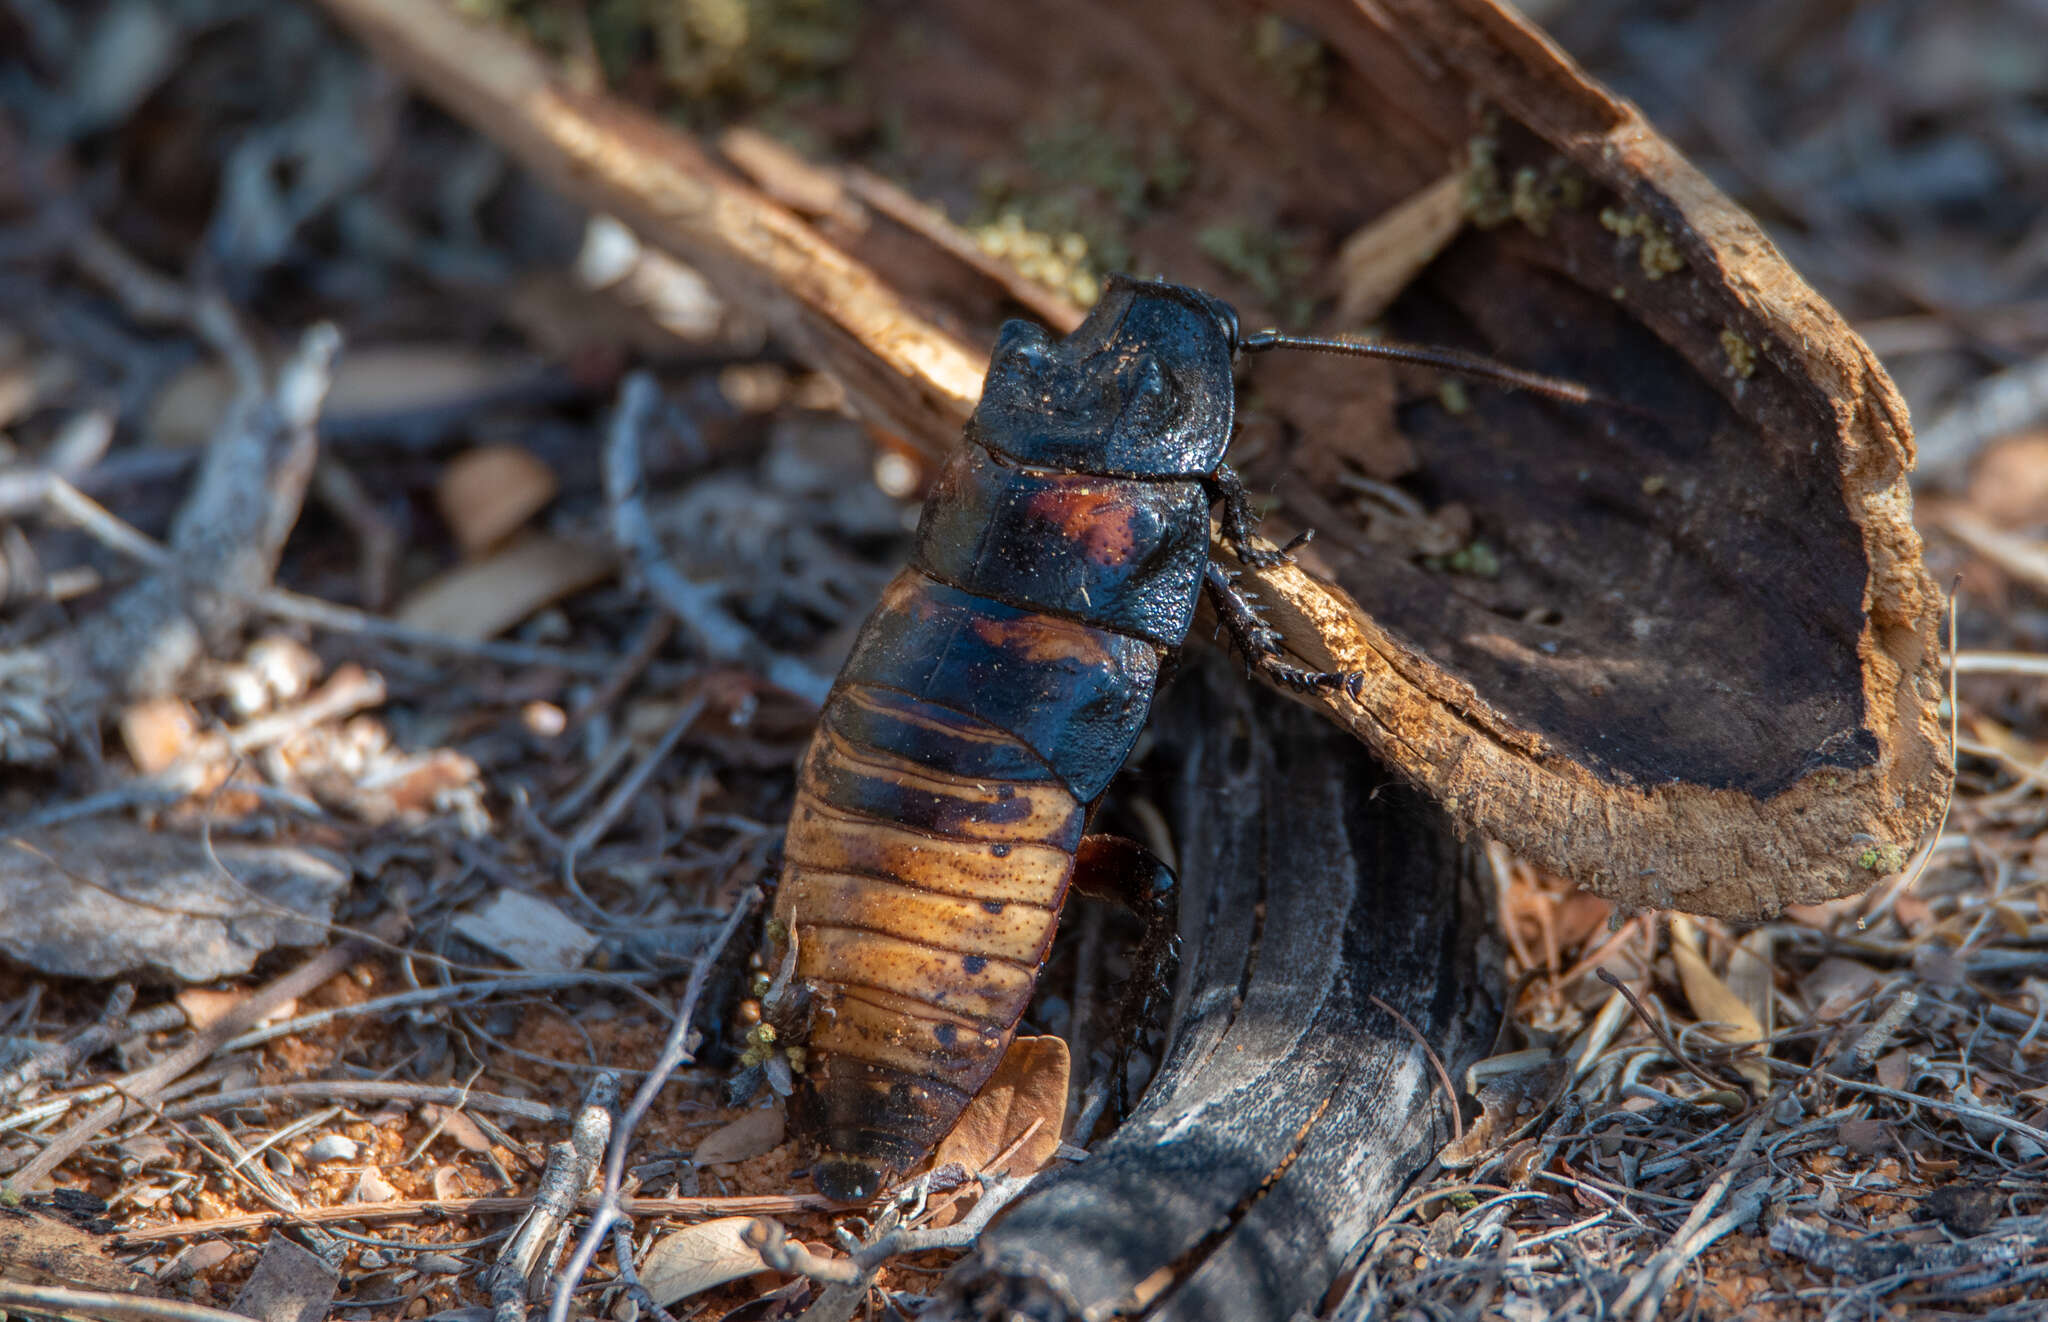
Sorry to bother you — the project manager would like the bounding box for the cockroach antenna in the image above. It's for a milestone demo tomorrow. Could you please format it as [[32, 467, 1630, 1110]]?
[[1237, 327, 1601, 407]]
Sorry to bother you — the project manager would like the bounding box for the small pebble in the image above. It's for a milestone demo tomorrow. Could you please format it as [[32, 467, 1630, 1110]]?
[[305, 1135, 360, 1165], [352, 1170, 399, 1204]]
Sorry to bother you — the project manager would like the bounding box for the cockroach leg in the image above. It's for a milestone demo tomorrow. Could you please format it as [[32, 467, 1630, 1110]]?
[[1208, 461, 1294, 569], [1070, 833, 1180, 1119], [1202, 560, 1366, 699]]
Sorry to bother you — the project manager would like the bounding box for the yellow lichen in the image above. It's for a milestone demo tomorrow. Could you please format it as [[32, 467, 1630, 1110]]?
[[1719, 328, 1758, 380], [1600, 207, 1687, 279], [969, 212, 1101, 307]]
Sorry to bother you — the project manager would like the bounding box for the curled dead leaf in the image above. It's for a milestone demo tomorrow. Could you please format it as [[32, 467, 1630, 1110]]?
[[932, 1034, 1069, 1181], [691, 1100, 788, 1168], [639, 1217, 772, 1306]]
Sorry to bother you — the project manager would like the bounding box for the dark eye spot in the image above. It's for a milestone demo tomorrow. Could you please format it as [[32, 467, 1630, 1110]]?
[[990, 843, 1011, 858], [934, 1023, 958, 1047], [982, 900, 1005, 915], [962, 955, 987, 975]]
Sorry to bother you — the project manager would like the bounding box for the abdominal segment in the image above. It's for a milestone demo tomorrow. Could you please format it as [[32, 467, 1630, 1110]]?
[[771, 679, 1085, 1183]]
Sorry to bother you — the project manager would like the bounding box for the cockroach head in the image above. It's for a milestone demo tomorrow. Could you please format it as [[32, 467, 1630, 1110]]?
[[969, 274, 1240, 477]]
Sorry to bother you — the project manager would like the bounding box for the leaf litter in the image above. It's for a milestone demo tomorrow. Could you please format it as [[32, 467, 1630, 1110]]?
[[2, 1, 2047, 1319]]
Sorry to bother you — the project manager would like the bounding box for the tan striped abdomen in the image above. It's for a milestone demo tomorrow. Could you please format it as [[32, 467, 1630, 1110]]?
[[770, 679, 1085, 1195]]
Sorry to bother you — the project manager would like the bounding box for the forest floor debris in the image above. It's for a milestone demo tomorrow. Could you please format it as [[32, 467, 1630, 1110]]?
[[4, 2, 2048, 1319]]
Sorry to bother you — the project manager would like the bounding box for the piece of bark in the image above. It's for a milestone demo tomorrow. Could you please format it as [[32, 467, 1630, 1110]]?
[[927, 652, 1500, 1321], [312, 0, 1948, 919], [0, 1199, 158, 1297]]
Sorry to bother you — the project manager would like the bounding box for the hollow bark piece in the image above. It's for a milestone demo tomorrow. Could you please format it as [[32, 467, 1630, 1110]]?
[[315, 0, 1949, 919], [926, 653, 1500, 1322]]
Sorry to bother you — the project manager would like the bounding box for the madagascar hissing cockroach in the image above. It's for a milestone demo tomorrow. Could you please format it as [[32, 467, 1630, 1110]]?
[[744, 274, 1593, 1202]]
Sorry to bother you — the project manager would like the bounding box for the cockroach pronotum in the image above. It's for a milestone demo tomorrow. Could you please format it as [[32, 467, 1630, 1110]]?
[[745, 274, 1594, 1202]]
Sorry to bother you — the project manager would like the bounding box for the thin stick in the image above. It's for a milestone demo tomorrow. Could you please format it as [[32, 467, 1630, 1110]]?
[[112, 1192, 832, 1246], [603, 372, 828, 704], [544, 886, 764, 1322], [560, 689, 711, 924], [1594, 968, 1746, 1096], [0, 1282, 268, 1322], [3, 915, 404, 1191], [1368, 993, 1464, 1146], [493, 1073, 617, 1319], [147, 1080, 568, 1126]]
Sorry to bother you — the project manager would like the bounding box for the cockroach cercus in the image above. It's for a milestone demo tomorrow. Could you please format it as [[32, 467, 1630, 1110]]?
[[739, 274, 1593, 1202]]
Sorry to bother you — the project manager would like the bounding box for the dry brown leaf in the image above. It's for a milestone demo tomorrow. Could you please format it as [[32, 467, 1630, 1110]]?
[[931, 1034, 1069, 1181], [436, 444, 557, 556], [1668, 915, 1769, 1092], [1875, 1048, 1912, 1093], [691, 1100, 788, 1167], [393, 533, 611, 640], [638, 1217, 771, 1306]]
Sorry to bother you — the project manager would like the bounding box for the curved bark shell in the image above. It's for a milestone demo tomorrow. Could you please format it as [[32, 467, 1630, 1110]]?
[[317, 0, 1949, 919]]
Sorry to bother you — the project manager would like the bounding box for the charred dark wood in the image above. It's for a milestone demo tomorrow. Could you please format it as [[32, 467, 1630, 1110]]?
[[926, 653, 1502, 1322]]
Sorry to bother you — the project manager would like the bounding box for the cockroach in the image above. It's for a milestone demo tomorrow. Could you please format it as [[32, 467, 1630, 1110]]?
[[746, 274, 1593, 1202]]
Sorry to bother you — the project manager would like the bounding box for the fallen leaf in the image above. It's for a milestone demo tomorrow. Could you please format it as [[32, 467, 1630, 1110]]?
[[394, 533, 611, 641], [437, 444, 557, 555], [691, 1100, 787, 1167], [149, 345, 535, 449], [1669, 915, 1770, 1092], [1836, 1118, 1891, 1154], [431, 1166, 467, 1201], [1875, 1048, 1912, 1093], [158, 1240, 234, 1284], [638, 1218, 770, 1306], [1968, 433, 2048, 527], [928, 1034, 1069, 1224], [1801, 956, 1882, 1021], [450, 890, 597, 972]]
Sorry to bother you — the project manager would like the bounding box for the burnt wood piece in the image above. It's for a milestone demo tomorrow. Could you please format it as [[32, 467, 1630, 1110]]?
[[928, 653, 1501, 1322], [316, 0, 1948, 921]]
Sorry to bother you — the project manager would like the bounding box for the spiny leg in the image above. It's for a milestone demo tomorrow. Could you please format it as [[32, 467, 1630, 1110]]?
[[1202, 560, 1364, 698], [1207, 462, 1312, 569], [1070, 833, 1179, 1120]]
